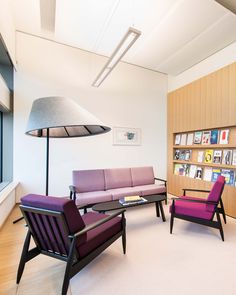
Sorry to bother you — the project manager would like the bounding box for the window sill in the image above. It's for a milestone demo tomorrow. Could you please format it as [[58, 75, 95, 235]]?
[[0, 182, 19, 204]]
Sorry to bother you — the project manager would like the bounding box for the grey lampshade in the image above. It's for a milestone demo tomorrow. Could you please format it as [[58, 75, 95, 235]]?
[[25, 96, 111, 138]]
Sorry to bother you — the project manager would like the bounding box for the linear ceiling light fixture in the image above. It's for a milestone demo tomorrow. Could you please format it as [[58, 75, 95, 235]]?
[[92, 27, 141, 87]]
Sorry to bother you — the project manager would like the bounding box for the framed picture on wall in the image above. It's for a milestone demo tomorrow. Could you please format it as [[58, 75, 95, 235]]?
[[113, 127, 141, 146]]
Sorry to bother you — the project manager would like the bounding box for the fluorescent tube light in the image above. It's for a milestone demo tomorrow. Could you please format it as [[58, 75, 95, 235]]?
[[92, 27, 141, 87]]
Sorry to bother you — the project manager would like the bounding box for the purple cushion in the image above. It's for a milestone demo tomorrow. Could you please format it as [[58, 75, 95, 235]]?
[[169, 199, 214, 220], [207, 175, 225, 202], [104, 168, 132, 190], [78, 212, 122, 258], [135, 184, 166, 196], [107, 187, 142, 200], [131, 167, 155, 186], [75, 191, 112, 206], [73, 169, 105, 193]]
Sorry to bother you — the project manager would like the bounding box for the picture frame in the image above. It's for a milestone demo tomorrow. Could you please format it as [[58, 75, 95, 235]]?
[[113, 127, 141, 146]]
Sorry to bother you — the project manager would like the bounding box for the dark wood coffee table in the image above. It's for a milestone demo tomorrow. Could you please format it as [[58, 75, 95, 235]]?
[[92, 194, 166, 222]]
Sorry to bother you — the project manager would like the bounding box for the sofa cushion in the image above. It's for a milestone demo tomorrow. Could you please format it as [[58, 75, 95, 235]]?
[[76, 191, 112, 206], [131, 166, 155, 186], [169, 199, 214, 220], [107, 187, 142, 200], [73, 169, 105, 193], [104, 168, 132, 190], [78, 212, 122, 258], [135, 184, 166, 196]]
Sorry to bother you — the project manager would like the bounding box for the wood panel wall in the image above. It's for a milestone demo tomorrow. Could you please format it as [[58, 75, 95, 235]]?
[[167, 62, 236, 218]]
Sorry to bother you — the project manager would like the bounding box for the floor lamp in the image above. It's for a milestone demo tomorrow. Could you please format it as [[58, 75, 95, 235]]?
[[13, 96, 111, 223]]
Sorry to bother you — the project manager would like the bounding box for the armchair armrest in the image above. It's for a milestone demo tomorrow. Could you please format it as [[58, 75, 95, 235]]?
[[69, 185, 77, 202], [182, 188, 210, 196], [154, 177, 167, 187], [70, 209, 126, 239], [171, 197, 217, 205]]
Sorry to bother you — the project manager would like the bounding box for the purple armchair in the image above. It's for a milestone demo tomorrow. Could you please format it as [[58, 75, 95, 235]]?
[[17, 194, 126, 295], [169, 176, 226, 241]]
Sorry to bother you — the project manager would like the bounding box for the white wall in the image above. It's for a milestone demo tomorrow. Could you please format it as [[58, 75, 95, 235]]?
[[0, 0, 16, 66], [168, 41, 236, 92], [14, 32, 168, 201]]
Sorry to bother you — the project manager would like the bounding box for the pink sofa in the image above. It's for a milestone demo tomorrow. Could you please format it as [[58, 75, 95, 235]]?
[[70, 166, 167, 207]]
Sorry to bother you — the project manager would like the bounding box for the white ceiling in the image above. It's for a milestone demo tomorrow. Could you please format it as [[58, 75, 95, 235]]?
[[11, 0, 236, 75]]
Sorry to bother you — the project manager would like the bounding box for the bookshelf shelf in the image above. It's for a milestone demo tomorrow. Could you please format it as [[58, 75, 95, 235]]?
[[173, 160, 236, 170], [173, 144, 236, 149]]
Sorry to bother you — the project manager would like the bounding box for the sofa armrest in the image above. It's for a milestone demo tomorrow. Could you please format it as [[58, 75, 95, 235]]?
[[69, 185, 77, 202], [182, 188, 210, 196], [154, 177, 167, 187], [69, 209, 126, 239]]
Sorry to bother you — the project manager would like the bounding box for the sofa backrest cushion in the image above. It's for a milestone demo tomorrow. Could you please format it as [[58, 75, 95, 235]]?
[[131, 166, 155, 186], [73, 169, 105, 193], [104, 168, 132, 190]]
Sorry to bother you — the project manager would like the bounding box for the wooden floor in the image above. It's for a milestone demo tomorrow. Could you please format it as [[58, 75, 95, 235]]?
[[0, 205, 71, 295]]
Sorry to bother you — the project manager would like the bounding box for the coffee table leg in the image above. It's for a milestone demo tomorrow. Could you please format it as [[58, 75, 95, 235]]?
[[155, 202, 160, 217], [159, 201, 166, 222]]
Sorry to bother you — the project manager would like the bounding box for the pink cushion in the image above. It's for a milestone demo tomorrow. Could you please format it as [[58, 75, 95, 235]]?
[[135, 184, 166, 196], [169, 199, 214, 220], [104, 168, 132, 190], [73, 169, 105, 193], [131, 167, 155, 186], [107, 187, 142, 200], [76, 191, 112, 206]]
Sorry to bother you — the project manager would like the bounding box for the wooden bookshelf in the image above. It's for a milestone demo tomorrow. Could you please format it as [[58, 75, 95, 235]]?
[[167, 62, 236, 218]]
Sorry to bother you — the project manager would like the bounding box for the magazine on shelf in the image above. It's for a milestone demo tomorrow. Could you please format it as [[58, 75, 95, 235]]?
[[195, 167, 203, 180], [189, 165, 197, 178], [211, 168, 221, 182], [202, 131, 211, 145], [180, 133, 187, 145], [175, 134, 181, 145], [174, 164, 189, 176], [193, 131, 202, 144], [203, 167, 213, 182], [221, 169, 235, 186], [213, 150, 222, 164], [119, 197, 147, 206], [210, 130, 219, 144], [186, 133, 194, 145], [222, 149, 232, 165], [174, 149, 180, 160], [183, 150, 191, 161], [179, 150, 186, 160], [232, 150, 236, 165], [204, 149, 213, 163], [219, 129, 229, 144], [197, 151, 204, 163]]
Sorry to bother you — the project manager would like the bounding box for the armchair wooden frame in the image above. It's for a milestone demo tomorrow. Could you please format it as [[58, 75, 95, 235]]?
[[17, 205, 126, 295]]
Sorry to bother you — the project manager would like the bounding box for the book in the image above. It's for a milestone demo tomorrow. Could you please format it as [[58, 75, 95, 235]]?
[[179, 150, 186, 160], [197, 151, 204, 163], [184, 150, 191, 161], [174, 164, 189, 176], [203, 167, 213, 181], [219, 129, 229, 144], [184, 164, 190, 177], [211, 168, 221, 182], [174, 164, 182, 175], [213, 150, 222, 164], [221, 169, 235, 186], [189, 165, 197, 178], [174, 149, 180, 160], [180, 133, 187, 145], [210, 130, 219, 144], [195, 167, 203, 179], [232, 150, 236, 165], [202, 131, 211, 145], [193, 131, 202, 144], [186, 133, 194, 145], [222, 149, 232, 165], [124, 196, 141, 202], [119, 197, 147, 206], [204, 149, 213, 163], [175, 134, 181, 145]]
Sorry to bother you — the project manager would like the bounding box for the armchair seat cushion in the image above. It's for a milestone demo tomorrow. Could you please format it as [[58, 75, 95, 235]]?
[[107, 187, 142, 200], [76, 191, 112, 206], [78, 212, 122, 258], [135, 184, 166, 196], [169, 199, 214, 220]]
